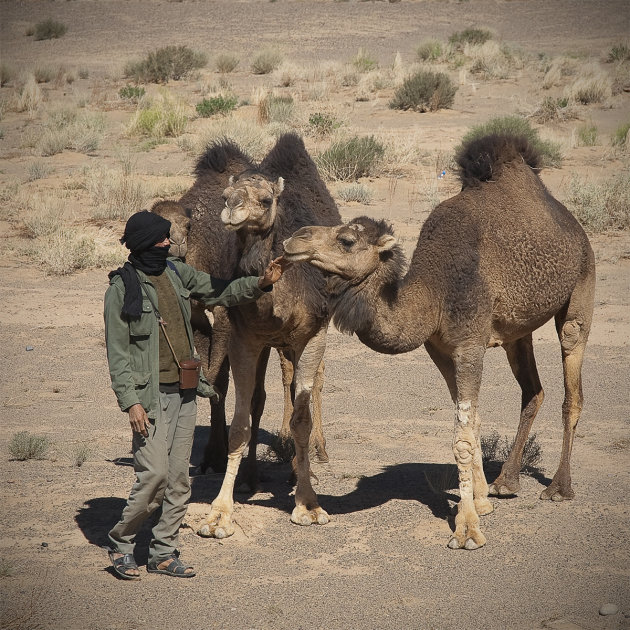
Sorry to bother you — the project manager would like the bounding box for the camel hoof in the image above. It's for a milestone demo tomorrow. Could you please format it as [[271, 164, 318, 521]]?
[[290, 506, 330, 527], [488, 480, 519, 497], [197, 524, 212, 538], [474, 498, 494, 516], [447, 537, 463, 549], [315, 450, 330, 464], [465, 538, 482, 550], [540, 486, 574, 502]]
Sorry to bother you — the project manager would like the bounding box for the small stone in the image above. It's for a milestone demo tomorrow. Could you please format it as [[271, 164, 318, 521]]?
[[599, 603, 618, 616], [41, 542, 48, 548], [26, 346, 34, 351]]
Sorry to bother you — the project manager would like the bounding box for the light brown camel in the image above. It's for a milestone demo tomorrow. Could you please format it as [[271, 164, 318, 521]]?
[[152, 143, 327, 487], [283, 133, 595, 549], [197, 132, 341, 538]]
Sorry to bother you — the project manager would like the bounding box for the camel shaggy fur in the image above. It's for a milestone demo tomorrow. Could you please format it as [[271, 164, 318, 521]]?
[[283, 133, 595, 549], [198, 132, 341, 538]]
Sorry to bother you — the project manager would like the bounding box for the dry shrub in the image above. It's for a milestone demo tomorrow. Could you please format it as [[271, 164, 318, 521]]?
[[356, 70, 394, 101], [378, 132, 429, 176], [390, 70, 457, 112], [351, 48, 378, 73], [611, 122, 630, 149], [416, 39, 444, 62], [1, 63, 15, 86], [449, 27, 493, 49], [124, 45, 207, 83], [85, 159, 148, 221], [564, 63, 613, 104], [9, 431, 50, 460], [480, 430, 543, 472], [34, 19, 67, 40], [531, 96, 577, 124], [257, 92, 295, 125], [12, 75, 43, 115], [38, 109, 105, 156], [251, 49, 283, 75], [274, 62, 302, 87], [563, 173, 630, 232], [466, 40, 523, 80], [336, 182, 373, 204], [214, 53, 239, 74], [26, 159, 52, 182], [541, 56, 579, 89], [194, 118, 274, 161], [21, 196, 66, 238], [316, 135, 385, 181]]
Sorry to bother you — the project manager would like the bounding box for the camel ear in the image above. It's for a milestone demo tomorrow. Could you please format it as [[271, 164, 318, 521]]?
[[376, 235, 397, 252], [276, 177, 285, 195], [228, 175, 235, 186]]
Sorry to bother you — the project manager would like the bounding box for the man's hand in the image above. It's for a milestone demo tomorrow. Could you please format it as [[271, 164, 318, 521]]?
[[128, 403, 150, 437], [258, 256, 292, 289]]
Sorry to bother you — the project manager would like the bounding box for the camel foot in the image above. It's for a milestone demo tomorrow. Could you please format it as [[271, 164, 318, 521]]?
[[474, 497, 494, 516], [314, 447, 329, 464], [540, 483, 574, 502], [196, 510, 235, 539], [447, 529, 486, 550], [290, 505, 330, 527], [488, 474, 520, 497]]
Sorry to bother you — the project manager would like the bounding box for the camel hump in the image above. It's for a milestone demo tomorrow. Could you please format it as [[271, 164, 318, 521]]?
[[194, 138, 255, 177], [260, 132, 311, 178], [455, 133, 542, 187]]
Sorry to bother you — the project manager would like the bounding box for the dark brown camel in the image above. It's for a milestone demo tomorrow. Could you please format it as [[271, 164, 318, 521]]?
[[197, 132, 342, 538], [283, 133, 595, 549], [154, 140, 328, 487]]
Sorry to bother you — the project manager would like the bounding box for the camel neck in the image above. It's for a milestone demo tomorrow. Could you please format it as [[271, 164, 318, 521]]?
[[329, 270, 438, 355]]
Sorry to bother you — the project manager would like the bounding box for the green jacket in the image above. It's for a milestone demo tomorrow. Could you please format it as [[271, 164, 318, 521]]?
[[104, 257, 266, 418]]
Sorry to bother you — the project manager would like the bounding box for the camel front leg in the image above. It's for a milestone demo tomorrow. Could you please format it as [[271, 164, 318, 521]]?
[[289, 328, 330, 527], [448, 347, 487, 550], [197, 340, 259, 539]]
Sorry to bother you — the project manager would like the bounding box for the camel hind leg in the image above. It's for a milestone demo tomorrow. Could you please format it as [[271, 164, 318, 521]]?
[[541, 295, 593, 500], [489, 334, 544, 496]]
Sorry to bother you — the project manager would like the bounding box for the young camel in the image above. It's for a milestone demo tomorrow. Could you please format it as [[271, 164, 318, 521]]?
[[283, 133, 595, 550], [153, 142, 327, 486], [197, 132, 341, 538]]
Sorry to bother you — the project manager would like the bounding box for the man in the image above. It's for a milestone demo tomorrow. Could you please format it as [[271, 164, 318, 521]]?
[[104, 209, 288, 579]]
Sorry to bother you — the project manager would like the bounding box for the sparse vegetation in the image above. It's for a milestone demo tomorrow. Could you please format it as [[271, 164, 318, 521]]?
[[26, 160, 51, 182], [78, 67, 89, 80], [611, 122, 630, 148], [607, 42, 630, 63], [389, 70, 457, 112], [531, 96, 576, 123], [33, 65, 55, 84], [127, 92, 188, 138], [124, 45, 207, 83], [481, 430, 543, 472], [215, 53, 239, 73], [264, 431, 295, 463], [316, 135, 385, 181], [33, 19, 67, 41], [0, 63, 14, 86], [119, 85, 146, 102], [195, 94, 238, 117], [457, 115, 563, 168], [9, 431, 50, 460], [71, 443, 91, 467], [193, 118, 273, 161], [37, 109, 106, 156], [564, 63, 613, 104], [337, 182, 373, 204], [352, 48, 378, 73], [251, 49, 283, 75], [576, 122, 598, 146], [563, 173, 630, 231], [258, 93, 295, 125], [308, 112, 342, 137], [416, 39, 444, 62], [448, 27, 492, 49]]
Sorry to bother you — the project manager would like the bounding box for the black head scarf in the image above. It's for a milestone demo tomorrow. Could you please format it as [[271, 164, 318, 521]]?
[[109, 211, 172, 318]]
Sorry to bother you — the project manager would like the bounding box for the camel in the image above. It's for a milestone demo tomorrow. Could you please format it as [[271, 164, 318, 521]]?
[[151, 143, 328, 487], [197, 132, 342, 538], [283, 132, 595, 549]]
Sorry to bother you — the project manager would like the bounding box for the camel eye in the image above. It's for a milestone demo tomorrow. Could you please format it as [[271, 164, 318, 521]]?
[[338, 236, 356, 249], [261, 197, 273, 208]]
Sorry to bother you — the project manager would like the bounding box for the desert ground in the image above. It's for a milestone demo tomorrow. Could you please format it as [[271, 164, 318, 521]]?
[[1, 1, 629, 629]]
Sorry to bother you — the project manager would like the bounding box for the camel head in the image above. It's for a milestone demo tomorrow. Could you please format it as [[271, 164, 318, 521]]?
[[283, 217, 398, 283], [150, 200, 191, 259], [220, 172, 284, 233]]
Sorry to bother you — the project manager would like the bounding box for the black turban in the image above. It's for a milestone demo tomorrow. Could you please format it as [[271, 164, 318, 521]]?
[[109, 211, 173, 318], [120, 210, 171, 253]]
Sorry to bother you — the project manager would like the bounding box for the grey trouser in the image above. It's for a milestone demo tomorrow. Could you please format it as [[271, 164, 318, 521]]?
[[108, 389, 197, 565]]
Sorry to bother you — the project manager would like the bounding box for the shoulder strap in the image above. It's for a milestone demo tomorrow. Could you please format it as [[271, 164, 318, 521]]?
[[166, 259, 182, 279]]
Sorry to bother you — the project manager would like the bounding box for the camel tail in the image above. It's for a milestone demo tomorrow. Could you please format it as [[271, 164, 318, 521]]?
[[194, 138, 255, 177], [455, 133, 543, 187]]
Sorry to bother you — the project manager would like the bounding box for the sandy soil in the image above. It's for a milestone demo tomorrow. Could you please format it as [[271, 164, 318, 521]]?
[[1, 2, 629, 629]]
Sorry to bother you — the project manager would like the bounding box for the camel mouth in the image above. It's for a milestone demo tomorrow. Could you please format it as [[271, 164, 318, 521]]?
[[282, 251, 311, 263], [223, 221, 247, 231]]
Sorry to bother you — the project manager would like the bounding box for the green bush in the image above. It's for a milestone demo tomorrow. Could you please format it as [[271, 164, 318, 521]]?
[[196, 95, 238, 117], [308, 112, 341, 137], [119, 85, 146, 102], [448, 27, 492, 49], [251, 49, 282, 75], [9, 431, 50, 460], [124, 45, 207, 83], [457, 115, 563, 168], [416, 39, 444, 62], [389, 70, 457, 112], [316, 135, 385, 181], [34, 19, 67, 41]]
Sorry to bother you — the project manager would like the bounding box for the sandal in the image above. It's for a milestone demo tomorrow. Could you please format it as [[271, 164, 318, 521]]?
[[108, 551, 140, 580], [147, 554, 196, 578]]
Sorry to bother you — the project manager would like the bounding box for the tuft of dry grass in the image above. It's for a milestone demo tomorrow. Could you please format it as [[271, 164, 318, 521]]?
[[9, 431, 50, 460], [481, 430, 543, 472], [563, 173, 630, 232], [316, 135, 385, 181], [251, 49, 283, 75], [194, 117, 274, 162], [215, 53, 239, 74], [564, 63, 613, 104], [336, 182, 373, 204], [127, 91, 188, 138]]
